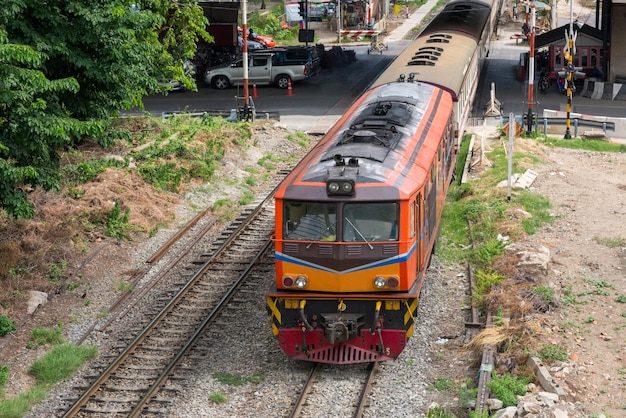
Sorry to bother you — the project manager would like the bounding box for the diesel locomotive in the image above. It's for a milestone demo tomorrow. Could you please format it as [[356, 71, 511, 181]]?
[[266, 0, 501, 364]]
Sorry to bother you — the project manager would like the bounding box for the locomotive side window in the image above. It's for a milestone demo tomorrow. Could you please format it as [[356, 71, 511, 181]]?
[[284, 201, 337, 241], [343, 202, 399, 242]]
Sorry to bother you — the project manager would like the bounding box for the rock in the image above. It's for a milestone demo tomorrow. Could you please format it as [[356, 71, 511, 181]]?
[[27, 290, 48, 315]]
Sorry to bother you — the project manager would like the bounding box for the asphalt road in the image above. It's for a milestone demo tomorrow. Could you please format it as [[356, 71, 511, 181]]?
[[140, 42, 407, 133], [140, 24, 624, 136]]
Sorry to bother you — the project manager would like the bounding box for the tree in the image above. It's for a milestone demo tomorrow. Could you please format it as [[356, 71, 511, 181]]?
[[0, 30, 103, 218], [0, 0, 210, 218]]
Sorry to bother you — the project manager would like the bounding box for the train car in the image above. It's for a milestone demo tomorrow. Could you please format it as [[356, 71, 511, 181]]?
[[266, 0, 498, 365], [372, 0, 495, 148]]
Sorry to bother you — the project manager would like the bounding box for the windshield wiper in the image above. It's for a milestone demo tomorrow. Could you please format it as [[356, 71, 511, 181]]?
[[345, 218, 374, 250]]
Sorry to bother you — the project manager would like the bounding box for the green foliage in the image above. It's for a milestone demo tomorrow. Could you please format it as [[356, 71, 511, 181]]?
[[102, 200, 133, 240], [543, 137, 626, 153], [208, 391, 228, 403], [0, 1, 210, 218], [212, 370, 266, 386], [428, 377, 455, 391], [427, 406, 458, 418], [488, 373, 531, 407], [593, 236, 626, 248], [239, 191, 255, 205], [0, 387, 49, 418], [474, 269, 505, 300], [28, 343, 98, 386], [531, 286, 554, 304], [0, 314, 16, 337], [47, 260, 67, 284], [539, 343, 569, 362], [138, 161, 183, 192], [0, 363, 9, 388], [29, 323, 65, 348]]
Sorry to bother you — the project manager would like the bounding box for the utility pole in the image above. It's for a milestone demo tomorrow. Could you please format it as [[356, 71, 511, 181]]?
[[242, 0, 250, 119], [525, 0, 536, 136]]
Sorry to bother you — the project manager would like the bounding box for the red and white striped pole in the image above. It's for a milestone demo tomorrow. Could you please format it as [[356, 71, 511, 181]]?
[[525, 0, 536, 136]]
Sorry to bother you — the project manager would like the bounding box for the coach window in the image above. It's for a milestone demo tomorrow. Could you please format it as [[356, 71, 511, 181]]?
[[284, 201, 337, 241], [342, 202, 399, 242]]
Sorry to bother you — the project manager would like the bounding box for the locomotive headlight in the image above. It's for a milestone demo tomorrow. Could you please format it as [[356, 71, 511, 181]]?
[[282, 275, 294, 288], [341, 182, 353, 193], [374, 276, 387, 288], [295, 275, 308, 288], [326, 179, 355, 196]]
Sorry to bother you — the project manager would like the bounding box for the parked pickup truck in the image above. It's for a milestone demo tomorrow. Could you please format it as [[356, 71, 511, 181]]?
[[203, 47, 320, 89]]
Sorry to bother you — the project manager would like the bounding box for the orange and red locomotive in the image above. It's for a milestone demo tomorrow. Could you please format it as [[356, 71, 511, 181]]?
[[267, 0, 498, 364]]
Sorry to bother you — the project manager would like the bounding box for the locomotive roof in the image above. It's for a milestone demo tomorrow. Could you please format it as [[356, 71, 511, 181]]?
[[277, 82, 453, 201]]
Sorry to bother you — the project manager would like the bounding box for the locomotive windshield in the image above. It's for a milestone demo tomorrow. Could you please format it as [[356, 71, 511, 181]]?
[[283, 201, 398, 242]]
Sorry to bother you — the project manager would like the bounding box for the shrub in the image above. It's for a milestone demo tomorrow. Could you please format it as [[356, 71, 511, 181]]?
[[0, 315, 16, 337]]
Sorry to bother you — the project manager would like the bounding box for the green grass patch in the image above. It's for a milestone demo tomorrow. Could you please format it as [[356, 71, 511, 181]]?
[[488, 373, 532, 407], [539, 343, 569, 363], [0, 387, 49, 418], [593, 236, 626, 248], [29, 343, 98, 386], [542, 137, 626, 153], [212, 370, 266, 386], [208, 391, 228, 403], [28, 323, 65, 348]]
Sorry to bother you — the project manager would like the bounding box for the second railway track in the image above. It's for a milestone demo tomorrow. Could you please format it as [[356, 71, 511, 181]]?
[[59, 175, 286, 417]]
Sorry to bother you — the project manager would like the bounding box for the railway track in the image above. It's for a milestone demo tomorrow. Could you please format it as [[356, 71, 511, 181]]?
[[59, 174, 288, 417], [289, 362, 379, 418]]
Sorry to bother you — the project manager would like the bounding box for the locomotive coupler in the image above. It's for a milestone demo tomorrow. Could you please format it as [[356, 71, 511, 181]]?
[[320, 313, 364, 344]]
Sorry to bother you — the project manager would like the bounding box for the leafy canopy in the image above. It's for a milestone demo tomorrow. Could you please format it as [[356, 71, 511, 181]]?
[[0, 0, 210, 218]]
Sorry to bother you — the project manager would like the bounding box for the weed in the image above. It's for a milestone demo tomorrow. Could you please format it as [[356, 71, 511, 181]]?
[[532, 286, 554, 304], [47, 260, 67, 284], [103, 200, 133, 240], [0, 363, 8, 388], [584, 315, 596, 323], [539, 343, 569, 362], [488, 373, 532, 407], [208, 391, 228, 403], [66, 281, 81, 291], [0, 315, 16, 337], [212, 371, 265, 386], [28, 343, 98, 385], [474, 270, 505, 304], [244, 176, 256, 186], [426, 405, 457, 418], [29, 323, 65, 347], [239, 191, 255, 206], [616, 294, 626, 303], [428, 377, 455, 391], [593, 236, 626, 248], [117, 282, 135, 292], [0, 387, 49, 417], [258, 153, 278, 170]]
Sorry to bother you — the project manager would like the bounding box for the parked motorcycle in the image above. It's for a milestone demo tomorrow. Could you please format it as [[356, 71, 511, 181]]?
[[538, 69, 550, 93]]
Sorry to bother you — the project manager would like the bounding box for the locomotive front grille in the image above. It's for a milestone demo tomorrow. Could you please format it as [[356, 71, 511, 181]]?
[[307, 343, 381, 364]]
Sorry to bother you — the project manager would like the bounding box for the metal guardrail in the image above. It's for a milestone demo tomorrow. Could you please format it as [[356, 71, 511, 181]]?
[[501, 115, 615, 137], [162, 107, 280, 122]]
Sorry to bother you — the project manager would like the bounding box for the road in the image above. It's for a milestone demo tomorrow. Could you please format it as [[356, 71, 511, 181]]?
[[141, 43, 406, 133], [141, 21, 625, 136]]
